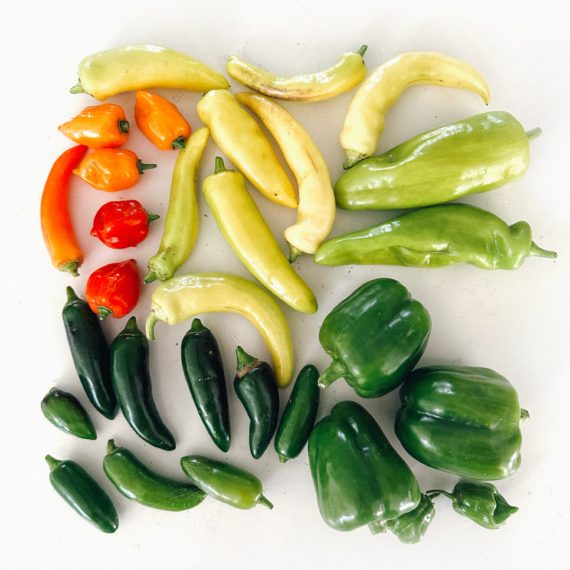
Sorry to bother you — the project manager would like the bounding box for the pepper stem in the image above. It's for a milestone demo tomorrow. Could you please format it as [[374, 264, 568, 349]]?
[[520, 408, 530, 421], [146, 212, 160, 223], [525, 127, 542, 141], [123, 316, 139, 333], [144, 271, 157, 284], [425, 489, 454, 500], [317, 360, 345, 389], [215, 156, 227, 174], [356, 44, 368, 57], [190, 318, 208, 332], [69, 82, 85, 94], [172, 136, 186, 150], [97, 306, 113, 320], [60, 260, 80, 277], [45, 455, 62, 471], [136, 159, 158, 174], [118, 120, 130, 133], [288, 246, 303, 263], [66, 286, 80, 303], [145, 312, 159, 341], [529, 242, 557, 259], [106, 439, 118, 454], [257, 495, 274, 509], [278, 455, 288, 464], [236, 346, 258, 372]]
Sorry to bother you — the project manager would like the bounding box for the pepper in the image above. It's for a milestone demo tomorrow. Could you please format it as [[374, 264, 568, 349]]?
[[318, 278, 431, 398], [181, 319, 231, 452], [180, 455, 273, 510], [85, 259, 141, 320], [234, 347, 279, 459], [274, 364, 319, 463], [62, 286, 117, 419], [396, 365, 528, 480], [314, 203, 557, 269], [58, 104, 129, 148], [384, 494, 435, 544], [91, 200, 159, 249], [236, 93, 335, 260], [46, 455, 118, 533], [74, 148, 156, 192], [135, 90, 191, 150], [340, 51, 490, 167], [145, 127, 209, 283], [110, 317, 175, 451], [41, 387, 97, 440], [70, 44, 229, 100], [103, 440, 205, 511], [335, 112, 539, 210], [226, 45, 367, 102], [202, 157, 317, 314], [308, 401, 421, 532], [40, 145, 88, 276], [197, 90, 297, 208], [146, 273, 294, 388]]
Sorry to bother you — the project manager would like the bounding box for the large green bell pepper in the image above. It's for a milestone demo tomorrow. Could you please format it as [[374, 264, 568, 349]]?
[[396, 365, 528, 480], [308, 401, 421, 533], [318, 278, 431, 398]]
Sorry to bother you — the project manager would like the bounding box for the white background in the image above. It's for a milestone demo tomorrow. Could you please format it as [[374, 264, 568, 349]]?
[[2, 1, 569, 568]]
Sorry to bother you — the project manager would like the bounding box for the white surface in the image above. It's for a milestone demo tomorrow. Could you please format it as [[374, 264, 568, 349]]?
[[2, 1, 569, 568]]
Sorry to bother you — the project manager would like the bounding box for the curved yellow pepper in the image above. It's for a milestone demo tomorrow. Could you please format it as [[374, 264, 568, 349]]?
[[145, 272, 294, 387], [70, 44, 229, 100], [226, 46, 367, 102], [236, 93, 335, 261], [197, 90, 297, 208], [340, 52, 491, 167], [203, 157, 317, 314]]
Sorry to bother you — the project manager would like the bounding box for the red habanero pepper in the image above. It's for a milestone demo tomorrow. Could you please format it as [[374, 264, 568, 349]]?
[[73, 149, 157, 191], [85, 259, 141, 320], [91, 200, 159, 249]]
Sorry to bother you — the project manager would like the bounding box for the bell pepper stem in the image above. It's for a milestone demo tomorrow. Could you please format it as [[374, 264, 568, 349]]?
[[144, 271, 157, 284], [146, 212, 160, 223], [529, 242, 557, 259], [356, 44, 368, 57], [97, 306, 113, 320], [69, 82, 85, 94], [145, 312, 159, 341], [317, 360, 345, 389], [118, 120, 130, 134], [426, 489, 454, 500], [288, 246, 303, 263], [525, 127, 542, 141], [172, 136, 186, 150], [136, 159, 158, 174], [257, 495, 274, 509], [45, 454, 62, 471]]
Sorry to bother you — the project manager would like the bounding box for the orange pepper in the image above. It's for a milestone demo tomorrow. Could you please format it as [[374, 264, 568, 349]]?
[[73, 149, 157, 191], [135, 90, 191, 150], [58, 104, 130, 148]]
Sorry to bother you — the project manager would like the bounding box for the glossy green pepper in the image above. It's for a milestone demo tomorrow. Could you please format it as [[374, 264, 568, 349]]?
[[314, 203, 557, 269], [384, 494, 435, 543], [318, 278, 431, 398], [309, 401, 421, 532], [41, 387, 96, 440], [335, 111, 540, 210], [396, 366, 528, 480], [180, 455, 273, 509]]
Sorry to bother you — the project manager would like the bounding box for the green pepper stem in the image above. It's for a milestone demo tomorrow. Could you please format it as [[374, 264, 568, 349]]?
[[146, 212, 160, 223], [425, 489, 454, 500], [66, 286, 80, 303], [144, 271, 157, 284], [145, 312, 159, 341], [60, 260, 80, 277], [317, 360, 345, 389], [278, 455, 288, 464], [97, 306, 113, 320], [356, 44, 368, 57], [529, 242, 557, 259], [525, 127, 542, 141], [136, 160, 158, 174], [69, 82, 85, 94], [118, 120, 130, 134], [236, 346, 258, 371], [172, 136, 186, 150], [215, 156, 227, 174], [520, 408, 530, 421], [123, 316, 139, 333], [106, 439, 118, 454], [257, 495, 274, 509], [288, 246, 303, 263], [190, 318, 207, 332], [45, 455, 62, 471]]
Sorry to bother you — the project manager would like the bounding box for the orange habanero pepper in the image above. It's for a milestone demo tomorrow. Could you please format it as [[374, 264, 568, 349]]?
[[135, 91, 191, 150], [73, 149, 157, 191], [58, 104, 130, 148]]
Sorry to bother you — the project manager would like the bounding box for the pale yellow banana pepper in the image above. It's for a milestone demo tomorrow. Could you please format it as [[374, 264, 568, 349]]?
[[197, 90, 298, 208], [145, 272, 294, 387], [226, 45, 367, 102], [70, 44, 229, 100], [340, 52, 491, 167], [236, 93, 335, 260], [202, 157, 317, 314]]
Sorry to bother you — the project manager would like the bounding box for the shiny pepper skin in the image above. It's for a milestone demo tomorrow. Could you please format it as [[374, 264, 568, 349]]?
[[85, 259, 140, 320], [91, 200, 159, 249]]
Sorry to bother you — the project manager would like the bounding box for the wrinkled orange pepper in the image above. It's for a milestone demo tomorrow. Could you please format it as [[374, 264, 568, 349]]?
[[135, 91, 191, 150], [73, 149, 157, 191], [58, 104, 130, 148]]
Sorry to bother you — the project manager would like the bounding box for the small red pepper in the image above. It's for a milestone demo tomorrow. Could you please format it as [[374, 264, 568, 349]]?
[[73, 149, 157, 191], [85, 259, 141, 320], [91, 200, 159, 249]]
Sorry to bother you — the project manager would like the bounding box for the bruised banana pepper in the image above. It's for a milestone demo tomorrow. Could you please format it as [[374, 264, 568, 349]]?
[[202, 157, 317, 314], [70, 44, 229, 100], [145, 128, 209, 283], [226, 45, 367, 102], [197, 90, 297, 208], [146, 273, 294, 387], [236, 93, 335, 261], [340, 51, 490, 167]]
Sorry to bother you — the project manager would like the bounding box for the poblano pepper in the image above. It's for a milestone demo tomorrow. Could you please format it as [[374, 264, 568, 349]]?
[[318, 278, 431, 398], [396, 366, 528, 480], [308, 401, 421, 533]]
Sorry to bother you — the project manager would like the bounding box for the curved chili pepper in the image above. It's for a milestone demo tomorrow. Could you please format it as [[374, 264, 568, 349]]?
[[70, 44, 229, 100], [90, 200, 159, 249], [58, 104, 129, 148], [85, 259, 140, 320], [341, 51, 491, 167], [135, 90, 191, 150], [40, 145, 88, 276], [73, 149, 156, 191], [226, 45, 367, 102]]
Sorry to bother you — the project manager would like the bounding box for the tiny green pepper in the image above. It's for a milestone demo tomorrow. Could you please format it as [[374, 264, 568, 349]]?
[[384, 494, 435, 544], [180, 455, 273, 509], [41, 387, 96, 440]]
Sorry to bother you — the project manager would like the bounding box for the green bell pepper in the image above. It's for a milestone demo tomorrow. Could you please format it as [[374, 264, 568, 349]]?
[[396, 365, 528, 480], [334, 111, 540, 210], [384, 493, 435, 543], [41, 387, 96, 440], [308, 401, 421, 533], [318, 278, 431, 398]]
